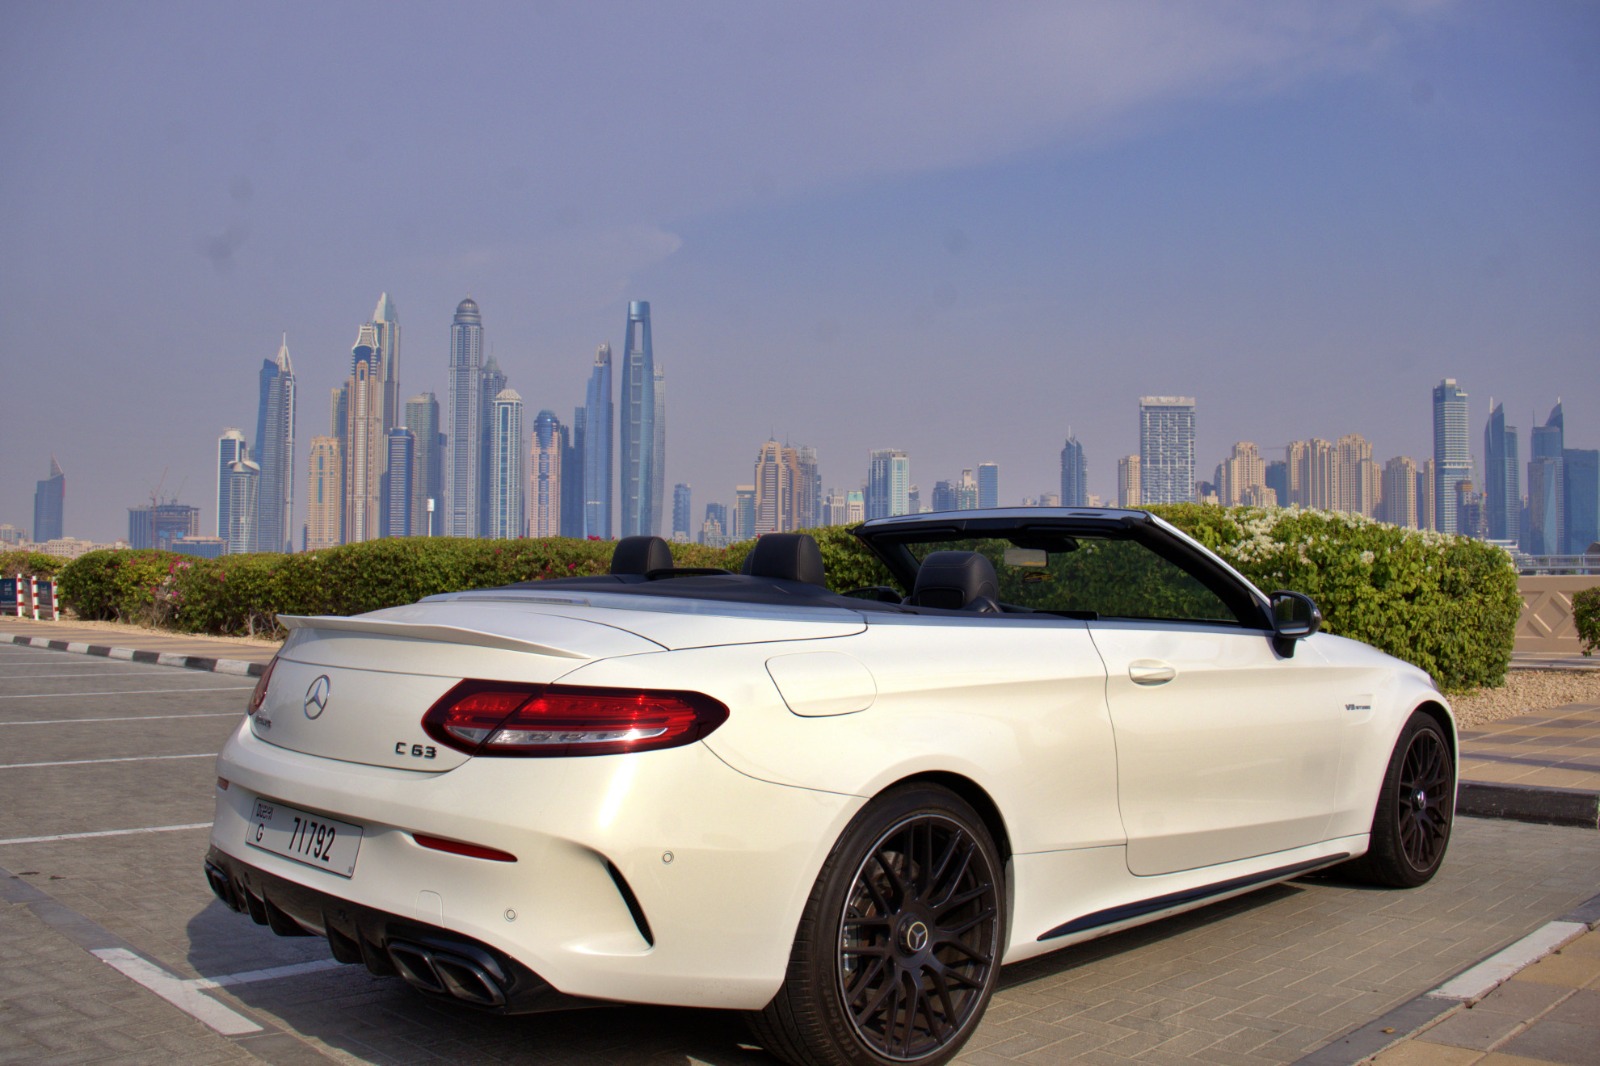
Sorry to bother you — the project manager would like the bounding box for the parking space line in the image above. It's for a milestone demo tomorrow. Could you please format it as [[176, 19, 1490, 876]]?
[[93, 947, 264, 1035], [1431, 919, 1588, 1000], [0, 753, 213, 770], [0, 686, 255, 699], [0, 712, 239, 726], [0, 822, 211, 846], [194, 958, 345, 988]]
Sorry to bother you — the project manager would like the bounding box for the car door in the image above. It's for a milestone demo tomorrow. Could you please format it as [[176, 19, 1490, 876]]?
[[1091, 619, 1344, 876]]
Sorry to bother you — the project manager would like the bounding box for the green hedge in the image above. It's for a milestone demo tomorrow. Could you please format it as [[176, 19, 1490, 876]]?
[[0, 550, 68, 581], [1576, 586, 1600, 658], [52, 510, 1519, 691]]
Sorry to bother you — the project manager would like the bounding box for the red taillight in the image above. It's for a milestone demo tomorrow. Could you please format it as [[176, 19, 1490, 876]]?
[[412, 833, 518, 862], [421, 680, 729, 758], [247, 657, 278, 716]]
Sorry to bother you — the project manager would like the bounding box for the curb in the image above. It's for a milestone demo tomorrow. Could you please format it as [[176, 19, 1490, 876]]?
[[1, 632, 268, 677], [1296, 890, 1600, 1066], [1458, 780, 1600, 829]]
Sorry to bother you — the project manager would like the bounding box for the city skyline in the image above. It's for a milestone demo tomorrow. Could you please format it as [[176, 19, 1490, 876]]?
[[3, 3, 1597, 542]]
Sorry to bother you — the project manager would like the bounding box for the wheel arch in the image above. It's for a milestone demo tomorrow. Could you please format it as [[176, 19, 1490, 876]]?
[[876, 770, 1014, 867], [1412, 699, 1458, 759]]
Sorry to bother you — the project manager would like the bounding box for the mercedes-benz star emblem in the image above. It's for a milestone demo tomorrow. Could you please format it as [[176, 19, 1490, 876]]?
[[903, 920, 930, 953], [304, 675, 331, 719]]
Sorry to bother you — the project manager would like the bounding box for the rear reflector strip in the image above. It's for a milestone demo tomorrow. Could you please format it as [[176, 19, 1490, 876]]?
[[412, 833, 518, 863]]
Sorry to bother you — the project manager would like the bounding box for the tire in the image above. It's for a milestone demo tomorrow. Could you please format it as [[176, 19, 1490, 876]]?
[[1343, 711, 1454, 888], [749, 784, 1005, 1066]]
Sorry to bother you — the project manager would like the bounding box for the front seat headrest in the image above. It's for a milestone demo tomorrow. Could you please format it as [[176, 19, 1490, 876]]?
[[910, 551, 1000, 611], [741, 533, 826, 586], [610, 535, 673, 575]]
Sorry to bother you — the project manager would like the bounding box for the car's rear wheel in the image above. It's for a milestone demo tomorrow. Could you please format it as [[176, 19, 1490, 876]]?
[[1344, 710, 1454, 887], [749, 784, 1004, 1066]]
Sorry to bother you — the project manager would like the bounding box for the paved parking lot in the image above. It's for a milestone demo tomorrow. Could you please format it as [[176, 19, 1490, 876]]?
[[3, 640, 1599, 1065]]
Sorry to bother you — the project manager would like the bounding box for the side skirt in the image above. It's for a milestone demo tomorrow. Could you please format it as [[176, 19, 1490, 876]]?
[[1036, 853, 1350, 942]]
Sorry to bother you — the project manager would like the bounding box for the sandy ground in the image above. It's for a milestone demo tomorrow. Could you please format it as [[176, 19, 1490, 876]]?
[[1451, 669, 1600, 728]]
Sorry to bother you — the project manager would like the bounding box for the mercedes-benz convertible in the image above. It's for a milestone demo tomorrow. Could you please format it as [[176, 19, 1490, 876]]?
[[205, 507, 1455, 1066]]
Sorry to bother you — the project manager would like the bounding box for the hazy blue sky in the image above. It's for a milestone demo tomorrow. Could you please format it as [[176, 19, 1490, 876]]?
[[3, 0, 1596, 543]]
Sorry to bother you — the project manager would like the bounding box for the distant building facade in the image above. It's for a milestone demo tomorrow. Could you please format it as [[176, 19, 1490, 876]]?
[[865, 449, 911, 519], [1138, 397, 1196, 505], [253, 335, 296, 552], [446, 298, 484, 537], [405, 393, 444, 537], [583, 343, 614, 538], [128, 503, 200, 551], [529, 408, 563, 539], [1432, 378, 1471, 534], [33, 457, 65, 542], [1060, 437, 1087, 507], [305, 436, 342, 550], [488, 389, 525, 539]]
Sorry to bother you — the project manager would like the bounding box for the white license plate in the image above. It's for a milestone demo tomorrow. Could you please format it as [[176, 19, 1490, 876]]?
[[246, 798, 363, 877]]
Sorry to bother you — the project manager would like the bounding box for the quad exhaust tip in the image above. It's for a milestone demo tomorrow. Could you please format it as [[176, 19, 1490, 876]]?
[[387, 940, 510, 1008]]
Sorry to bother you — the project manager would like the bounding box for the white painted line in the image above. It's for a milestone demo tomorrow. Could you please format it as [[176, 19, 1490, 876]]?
[[0, 822, 211, 846], [0, 753, 213, 770], [0, 712, 238, 726], [0, 686, 254, 699], [0, 672, 177, 679], [193, 958, 345, 989], [1432, 920, 1587, 1000], [93, 948, 263, 1035]]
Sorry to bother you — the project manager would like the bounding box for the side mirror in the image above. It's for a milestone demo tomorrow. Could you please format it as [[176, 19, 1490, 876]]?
[[1269, 591, 1322, 657]]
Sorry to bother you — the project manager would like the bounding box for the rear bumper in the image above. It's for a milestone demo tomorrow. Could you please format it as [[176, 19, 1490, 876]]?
[[208, 721, 861, 1009], [205, 847, 596, 1013]]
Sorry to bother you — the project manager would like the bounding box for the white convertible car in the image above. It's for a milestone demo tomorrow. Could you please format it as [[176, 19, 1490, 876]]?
[[206, 508, 1455, 1066]]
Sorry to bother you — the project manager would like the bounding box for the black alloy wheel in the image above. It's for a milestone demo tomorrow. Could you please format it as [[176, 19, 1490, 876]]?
[[1342, 710, 1455, 888], [1395, 722, 1452, 874], [750, 785, 1005, 1066]]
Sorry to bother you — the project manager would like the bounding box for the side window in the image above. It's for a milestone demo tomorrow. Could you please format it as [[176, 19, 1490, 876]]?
[[996, 538, 1243, 624]]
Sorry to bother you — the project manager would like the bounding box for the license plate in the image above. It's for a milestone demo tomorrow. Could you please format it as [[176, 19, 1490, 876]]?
[[246, 798, 363, 877]]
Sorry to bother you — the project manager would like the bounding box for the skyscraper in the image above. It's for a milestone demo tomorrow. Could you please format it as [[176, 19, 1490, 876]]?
[[33, 456, 65, 542], [371, 293, 401, 432], [305, 437, 342, 550], [1286, 439, 1336, 509], [1118, 455, 1141, 508], [221, 455, 260, 555], [652, 363, 667, 537], [1382, 457, 1420, 529], [382, 428, 414, 538], [1525, 401, 1565, 555], [128, 502, 199, 551], [530, 408, 563, 539], [1138, 397, 1196, 505], [796, 445, 821, 529], [1431, 379, 1471, 534], [620, 302, 658, 536], [478, 355, 508, 538], [446, 298, 484, 537], [343, 328, 384, 543], [253, 335, 296, 553], [1335, 434, 1376, 516], [1484, 402, 1520, 542], [754, 440, 798, 534], [404, 393, 444, 537], [733, 485, 756, 540], [865, 449, 911, 519], [1564, 449, 1599, 556], [1217, 442, 1268, 507], [672, 484, 692, 542], [216, 430, 247, 541], [977, 463, 999, 509], [955, 469, 979, 510], [583, 343, 613, 539], [489, 389, 525, 539], [1060, 437, 1087, 506], [561, 408, 586, 539]]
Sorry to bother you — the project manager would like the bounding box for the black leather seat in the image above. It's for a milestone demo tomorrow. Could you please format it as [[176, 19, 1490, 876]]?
[[610, 535, 672, 576], [909, 551, 1001, 613], [740, 533, 826, 587]]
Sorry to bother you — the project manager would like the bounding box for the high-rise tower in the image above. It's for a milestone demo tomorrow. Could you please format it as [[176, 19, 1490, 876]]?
[[1138, 397, 1196, 505], [446, 298, 484, 537], [478, 356, 508, 537], [530, 408, 563, 539], [1060, 436, 1087, 506], [216, 430, 247, 541], [305, 437, 342, 550], [488, 389, 525, 539], [253, 335, 296, 552], [343, 326, 384, 543], [754, 439, 799, 534], [1526, 401, 1565, 555], [1431, 379, 1471, 534], [977, 463, 999, 510], [620, 301, 658, 536], [1484, 402, 1519, 542], [583, 343, 613, 538], [33, 456, 65, 542], [404, 393, 444, 537], [372, 293, 401, 432], [865, 449, 911, 519]]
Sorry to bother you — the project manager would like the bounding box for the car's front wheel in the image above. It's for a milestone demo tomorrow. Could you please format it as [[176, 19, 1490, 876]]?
[[749, 784, 1005, 1066], [1344, 710, 1455, 887]]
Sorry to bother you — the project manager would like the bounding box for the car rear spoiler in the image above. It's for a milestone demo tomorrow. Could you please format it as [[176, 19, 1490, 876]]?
[[277, 615, 592, 659]]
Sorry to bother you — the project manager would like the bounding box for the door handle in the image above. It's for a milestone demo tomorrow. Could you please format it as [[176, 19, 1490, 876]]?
[[1129, 661, 1177, 686]]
